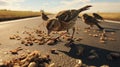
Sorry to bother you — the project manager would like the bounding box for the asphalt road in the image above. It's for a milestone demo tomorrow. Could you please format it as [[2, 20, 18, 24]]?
[[0, 16, 120, 67]]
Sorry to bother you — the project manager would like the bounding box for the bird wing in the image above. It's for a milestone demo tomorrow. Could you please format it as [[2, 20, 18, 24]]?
[[85, 16, 99, 24], [42, 13, 49, 21], [56, 10, 74, 22], [93, 13, 103, 20]]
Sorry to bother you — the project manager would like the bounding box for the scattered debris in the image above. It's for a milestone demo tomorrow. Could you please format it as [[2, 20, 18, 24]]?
[[108, 38, 116, 41], [75, 37, 83, 41], [10, 47, 23, 54], [74, 59, 82, 67], [9, 34, 21, 40], [99, 40, 106, 44], [2, 51, 51, 67], [28, 62, 37, 67], [88, 33, 92, 36], [48, 63, 55, 67], [110, 32, 115, 35], [47, 39, 56, 45], [50, 49, 58, 54], [92, 34, 99, 37]]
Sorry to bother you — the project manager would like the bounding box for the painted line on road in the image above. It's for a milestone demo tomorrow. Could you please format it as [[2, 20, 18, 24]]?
[[0, 17, 40, 25], [105, 20, 120, 24]]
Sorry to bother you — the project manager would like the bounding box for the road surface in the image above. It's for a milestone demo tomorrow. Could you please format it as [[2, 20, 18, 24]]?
[[0, 16, 120, 67]]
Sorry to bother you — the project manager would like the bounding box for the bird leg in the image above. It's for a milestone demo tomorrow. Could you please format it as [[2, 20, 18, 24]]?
[[71, 27, 75, 39], [67, 29, 70, 34], [65, 27, 75, 47]]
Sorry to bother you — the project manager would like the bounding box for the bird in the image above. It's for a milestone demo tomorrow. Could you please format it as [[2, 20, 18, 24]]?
[[82, 13, 104, 30], [93, 13, 104, 21], [42, 5, 92, 46], [47, 5, 92, 33], [41, 10, 49, 21]]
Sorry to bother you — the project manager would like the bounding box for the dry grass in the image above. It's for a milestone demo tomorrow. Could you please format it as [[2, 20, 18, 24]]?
[[0, 9, 119, 22], [0, 9, 41, 21], [80, 12, 120, 21], [97, 13, 120, 21]]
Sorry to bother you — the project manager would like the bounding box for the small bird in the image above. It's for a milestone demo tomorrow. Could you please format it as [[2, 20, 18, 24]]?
[[47, 5, 91, 33], [93, 13, 104, 21], [42, 5, 92, 46], [41, 10, 49, 21], [82, 14, 104, 30]]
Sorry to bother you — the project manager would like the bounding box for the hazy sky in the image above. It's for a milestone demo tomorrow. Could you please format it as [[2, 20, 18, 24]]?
[[0, 0, 120, 13]]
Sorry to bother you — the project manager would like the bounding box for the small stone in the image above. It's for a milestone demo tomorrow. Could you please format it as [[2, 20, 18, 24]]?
[[21, 61, 29, 67], [51, 49, 58, 54], [75, 37, 83, 41], [16, 37, 21, 40], [21, 40, 26, 44], [13, 63, 20, 67], [93, 30, 97, 32], [100, 36, 105, 41], [10, 50, 18, 54], [84, 30, 88, 33], [47, 40, 55, 45], [4, 52, 8, 54], [27, 41, 33, 46], [76, 32, 79, 34], [92, 34, 98, 37], [75, 59, 82, 67], [110, 32, 115, 35], [88, 34, 92, 36], [16, 31, 19, 33], [28, 62, 37, 67], [38, 41, 44, 45], [48, 63, 55, 67], [9, 36, 16, 39], [100, 40, 106, 44], [108, 38, 116, 41]]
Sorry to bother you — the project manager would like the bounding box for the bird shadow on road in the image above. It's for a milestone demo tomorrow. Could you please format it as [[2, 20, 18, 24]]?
[[57, 43, 120, 67]]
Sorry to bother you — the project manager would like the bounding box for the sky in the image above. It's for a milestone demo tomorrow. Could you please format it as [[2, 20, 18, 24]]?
[[0, 0, 120, 13]]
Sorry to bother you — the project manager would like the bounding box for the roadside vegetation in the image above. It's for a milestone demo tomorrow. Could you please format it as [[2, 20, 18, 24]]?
[[97, 12, 120, 21], [0, 9, 120, 21], [0, 9, 52, 21], [80, 12, 120, 21]]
